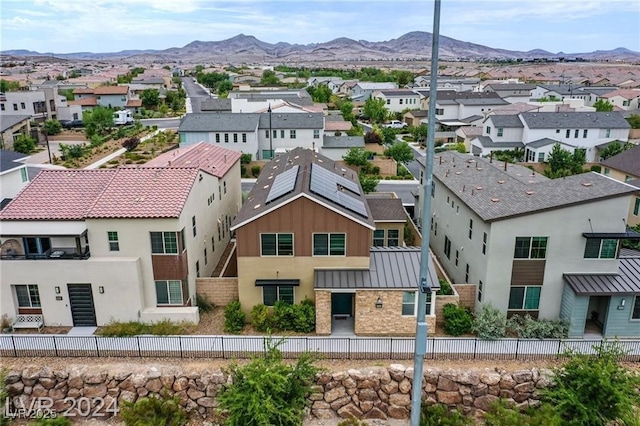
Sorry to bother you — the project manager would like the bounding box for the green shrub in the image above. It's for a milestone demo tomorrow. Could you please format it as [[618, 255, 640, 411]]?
[[337, 418, 368, 426], [272, 300, 296, 330], [437, 278, 454, 295], [542, 341, 640, 426], [196, 293, 214, 313], [240, 153, 252, 164], [120, 393, 187, 426], [590, 165, 602, 173], [97, 320, 194, 336], [224, 301, 245, 334], [250, 304, 274, 332], [420, 403, 472, 425], [149, 319, 195, 335], [240, 164, 246, 176], [43, 120, 62, 135], [484, 399, 562, 426], [29, 418, 73, 426], [251, 165, 261, 177], [13, 134, 37, 154], [507, 314, 568, 339], [292, 298, 316, 333], [442, 303, 473, 336], [473, 304, 507, 339], [217, 337, 320, 426]]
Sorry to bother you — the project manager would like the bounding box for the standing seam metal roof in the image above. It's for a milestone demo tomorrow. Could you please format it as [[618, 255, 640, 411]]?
[[563, 257, 640, 294]]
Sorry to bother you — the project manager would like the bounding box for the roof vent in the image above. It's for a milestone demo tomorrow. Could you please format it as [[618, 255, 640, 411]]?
[[254, 204, 261, 209], [582, 182, 593, 187], [475, 186, 483, 190], [455, 171, 461, 175], [525, 191, 534, 195], [263, 185, 269, 189], [476, 167, 483, 171], [498, 180, 505, 184], [491, 198, 500, 202]]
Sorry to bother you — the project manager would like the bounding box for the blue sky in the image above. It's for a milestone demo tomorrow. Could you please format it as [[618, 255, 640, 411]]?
[[2, 0, 639, 54]]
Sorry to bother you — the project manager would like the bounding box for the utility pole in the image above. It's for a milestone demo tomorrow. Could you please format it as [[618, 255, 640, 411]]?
[[410, 0, 440, 424], [43, 126, 52, 164], [268, 103, 273, 159]]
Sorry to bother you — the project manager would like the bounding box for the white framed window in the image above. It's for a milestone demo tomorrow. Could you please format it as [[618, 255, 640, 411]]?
[[242, 133, 247, 143], [444, 236, 451, 259], [401, 291, 434, 316], [508, 286, 541, 311], [313, 233, 346, 256], [313, 129, 320, 139], [482, 232, 487, 255], [260, 233, 294, 256], [107, 231, 119, 251], [233, 133, 238, 143], [20, 167, 28, 182], [192, 216, 197, 237], [387, 229, 399, 246], [497, 128, 503, 137], [216, 134, 220, 143], [290, 130, 297, 139], [478, 281, 483, 302], [155, 280, 183, 305], [15, 285, 41, 308], [514, 237, 548, 259], [150, 232, 179, 254], [373, 230, 385, 247]]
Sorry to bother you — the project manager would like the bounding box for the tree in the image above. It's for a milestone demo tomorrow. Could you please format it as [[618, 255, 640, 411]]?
[[364, 131, 382, 145], [411, 124, 428, 143], [626, 114, 640, 129], [394, 70, 414, 87], [307, 84, 332, 103], [141, 88, 160, 109], [43, 120, 62, 135], [339, 100, 354, 122], [216, 80, 233, 96], [0, 79, 20, 92], [358, 173, 379, 193], [83, 106, 113, 137], [342, 147, 371, 167], [261, 69, 280, 85], [381, 127, 397, 145], [363, 97, 388, 124], [545, 144, 586, 178], [599, 141, 632, 160], [622, 224, 640, 250], [58, 88, 74, 101], [593, 98, 614, 112], [384, 141, 414, 164], [13, 134, 36, 154]]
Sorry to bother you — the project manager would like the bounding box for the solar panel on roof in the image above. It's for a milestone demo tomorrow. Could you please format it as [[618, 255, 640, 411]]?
[[266, 165, 299, 203], [310, 164, 368, 218]]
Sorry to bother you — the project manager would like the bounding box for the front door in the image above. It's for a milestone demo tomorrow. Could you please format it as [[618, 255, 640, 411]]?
[[331, 293, 353, 316], [67, 284, 97, 326]]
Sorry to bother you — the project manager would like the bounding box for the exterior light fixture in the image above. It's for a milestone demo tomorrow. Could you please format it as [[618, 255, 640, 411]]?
[[99, 286, 105, 294], [618, 299, 626, 310], [375, 297, 383, 309], [54, 286, 60, 294]]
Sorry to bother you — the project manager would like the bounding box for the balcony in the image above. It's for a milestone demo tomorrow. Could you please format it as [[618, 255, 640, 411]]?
[[0, 236, 90, 261], [1, 246, 90, 260]]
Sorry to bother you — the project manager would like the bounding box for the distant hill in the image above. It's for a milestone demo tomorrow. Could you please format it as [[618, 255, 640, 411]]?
[[2, 32, 639, 63]]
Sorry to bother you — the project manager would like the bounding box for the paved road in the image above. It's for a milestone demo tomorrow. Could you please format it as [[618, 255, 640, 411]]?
[[181, 76, 212, 113], [140, 118, 181, 129]]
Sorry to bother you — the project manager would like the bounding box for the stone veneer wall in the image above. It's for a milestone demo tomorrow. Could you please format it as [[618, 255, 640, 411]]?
[[3, 364, 552, 421], [196, 278, 239, 306], [454, 284, 476, 311], [315, 290, 332, 335], [354, 290, 436, 336]]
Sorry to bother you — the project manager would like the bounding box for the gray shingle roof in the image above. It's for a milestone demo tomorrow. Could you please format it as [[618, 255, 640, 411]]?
[[456, 97, 508, 106], [322, 135, 364, 149], [473, 136, 524, 149], [485, 83, 536, 91], [563, 257, 640, 295], [179, 113, 260, 132], [365, 197, 407, 221], [520, 112, 630, 129], [488, 115, 524, 128], [539, 84, 585, 95], [428, 151, 638, 222], [377, 90, 420, 97], [527, 138, 560, 148], [600, 144, 640, 177], [200, 98, 232, 111], [0, 115, 31, 132], [0, 149, 28, 173], [314, 247, 440, 290], [258, 112, 324, 129], [231, 147, 375, 231]]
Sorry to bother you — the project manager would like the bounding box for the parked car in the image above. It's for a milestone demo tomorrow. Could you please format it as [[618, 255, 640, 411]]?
[[383, 120, 408, 129], [60, 119, 84, 129]]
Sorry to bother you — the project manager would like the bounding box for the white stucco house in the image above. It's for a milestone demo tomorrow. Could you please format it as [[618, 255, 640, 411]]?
[[371, 89, 420, 113], [0, 143, 241, 327], [0, 150, 30, 209]]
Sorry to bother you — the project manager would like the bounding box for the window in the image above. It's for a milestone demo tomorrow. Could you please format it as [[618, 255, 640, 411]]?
[[196, 260, 200, 277], [192, 216, 197, 237], [107, 231, 119, 251], [584, 238, 618, 259], [155, 280, 183, 305], [211, 236, 216, 253], [242, 133, 247, 143], [538, 152, 545, 162], [15, 285, 41, 308], [565, 129, 570, 138], [486, 126, 491, 134], [497, 128, 503, 137], [263, 286, 294, 306], [373, 230, 385, 247], [215, 134, 220, 143], [290, 130, 296, 139], [261, 233, 294, 256], [583, 129, 588, 138], [606, 129, 611, 138], [468, 219, 473, 240], [455, 250, 459, 266], [634, 198, 640, 216], [574, 129, 579, 138], [508, 286, 541, 311], [233, 133, 238, 143], [150, 232, 179, 254], [478, 281, 483, 302], [603, 167, 610, 176], [13, 103, 18, 111], [224, 133, 229, 143], [514, 237, 548, 259], [399, 99, 403, 105], [386, 99, 391, 105], [434, 221, 438, 236], [632, 296, 640, 320], [265, 130, 269, 138], [204, 247, 207, 265], [626, 175, 633, 183], [280, 130, 285, 138], [482, 232, 487, 255], [465, 264, 470, 282], [20, 102, 25, 109], [20, 167, 28, 182], [223, 181, 227, 194], [387, 229, 399, 246], [273, 130, 277, 139], [313, 233, 346, 256], [401, 291, 433, 316], [431, 182, 435, 198], [555, 129, 560, 134], [23, 237, 51, 256], [313, 129, 320, 139], [444, 236, 451, 259]]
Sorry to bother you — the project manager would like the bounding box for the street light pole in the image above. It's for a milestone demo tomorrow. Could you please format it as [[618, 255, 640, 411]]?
[[410, 0, 441, 424], [43, 126, 52, 164]]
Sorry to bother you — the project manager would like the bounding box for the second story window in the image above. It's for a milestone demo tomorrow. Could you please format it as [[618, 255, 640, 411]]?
[[261, 233, 294, 256], [108, 231, 119, 251], [444, 236, 452, 259], [313, 129, 319, 139], [215, 134, 220, 143], [514, 237, 548, 259], [497, 128, 503, 137], [373, 230, 385, 247], [468, 219, 473, 240], [387, 230, 399, 246], [584, 238, 617, 259], [150, 232, 179, 254], [192, 216, 197, 237], [290, 130, 296, 139], [313, 233, 345, 256]]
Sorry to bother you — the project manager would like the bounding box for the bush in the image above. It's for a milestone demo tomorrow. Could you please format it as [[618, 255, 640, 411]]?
[[122, 136, 140, 151], [240, 153, 252, 164], [364, 131, 382, 145], [590, 165, 602, 173], [507, 314, 568, 339], [196, 293, 214, 313], [240, 164, 246, 176], [13, 134, 36, 154], [437, 278, 454, 295], [484, 399, 562, 426], [120, 393, 187, 426], [217, 337, 320, 426], [420, 403, 472, 425], [224, 301, 245, 334], [292, 298, 316, 333], [473, 304, 507, 339], [97, 320, 194, 336], [250, 304, 274, 332], [251, 165, 261, 177], [542, 340, 640, 426], [442, 303, 473, 336], [44, 120, 62, 135]]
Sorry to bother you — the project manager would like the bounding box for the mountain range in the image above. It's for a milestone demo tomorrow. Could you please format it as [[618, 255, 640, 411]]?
[[2, 32, 639, 63]]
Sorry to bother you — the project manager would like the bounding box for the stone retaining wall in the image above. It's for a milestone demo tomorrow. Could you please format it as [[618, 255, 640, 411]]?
[[3, 364, 552, 421]]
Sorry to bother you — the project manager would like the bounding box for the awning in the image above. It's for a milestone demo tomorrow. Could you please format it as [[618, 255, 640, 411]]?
[[582, 231, 640, 240], [255, 279, 300, 287]]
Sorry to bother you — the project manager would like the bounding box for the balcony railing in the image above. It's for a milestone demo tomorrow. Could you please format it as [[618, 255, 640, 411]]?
[[1, 246, 90, 260]]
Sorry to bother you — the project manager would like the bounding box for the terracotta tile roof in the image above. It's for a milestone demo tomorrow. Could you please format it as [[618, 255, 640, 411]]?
[[126, 99, 142, 107], [73, 88, 95, 94], [86, 168, 198, 218], [94, 85, 129, 95], [143, 142, 241, 179], [68, 97, 97, 106], [603, 89, 640, 100], [0, 170, 116, 220]]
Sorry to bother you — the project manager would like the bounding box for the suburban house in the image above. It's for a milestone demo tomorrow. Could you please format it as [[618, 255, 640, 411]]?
[[601, 89, 640, 111], [471, 111, 631, 162], [178, 112, 324, 160], [600, 144, 640, 226], [371, 89, 421, 113], [348, 82, 398, 102], [415, 151, 640, 338], [413, 77, 480, 92], [0, 89, 66, 121], [70, 85, 134, 110], [230, 147, 439, 336], [0, 115, 31, 151], [319, 135, 364, 161], [0, 143, 241, 327], [419, 91, 507, 120], [0, 150, 30, 208], [483, 83, 536, 104]]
